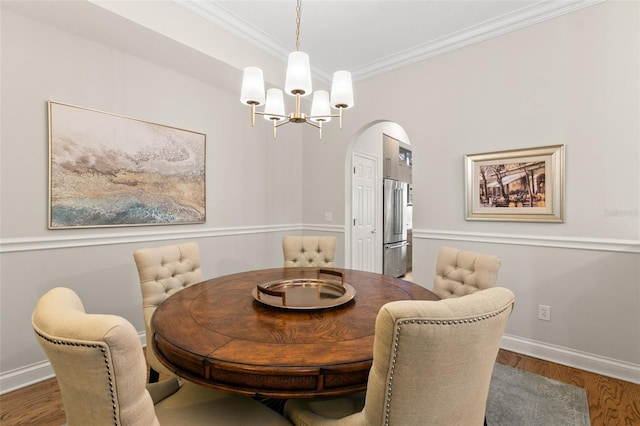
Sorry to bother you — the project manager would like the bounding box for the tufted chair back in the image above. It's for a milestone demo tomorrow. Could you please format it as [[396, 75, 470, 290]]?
[[33, 287, 295, 426], [282, 236, 336, 267], [433, 246, 501, 299], [33, 287, 159, 425], [284, 287, 515, 426], [133, 242, 203, 380]]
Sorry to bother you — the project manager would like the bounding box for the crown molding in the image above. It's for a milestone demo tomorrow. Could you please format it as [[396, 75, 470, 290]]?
[[174, 0, 307, 73], [174, 0, 603, 82], [352, 0, 604, 81]]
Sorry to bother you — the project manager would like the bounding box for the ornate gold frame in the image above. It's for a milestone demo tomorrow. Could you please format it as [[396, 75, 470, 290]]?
[[465, 145, 564, 222]]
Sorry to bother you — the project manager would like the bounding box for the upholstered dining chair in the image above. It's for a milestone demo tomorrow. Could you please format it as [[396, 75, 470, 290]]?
[[133, 242, 203, 382], [282, 236, 337, 267], [284, 287, 515, 426], [432, 246, 502, 299], [32, 287, 292, 426]]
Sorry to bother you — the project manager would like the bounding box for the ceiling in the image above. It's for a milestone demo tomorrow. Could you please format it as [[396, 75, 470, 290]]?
[[177, 0, 598, 82]]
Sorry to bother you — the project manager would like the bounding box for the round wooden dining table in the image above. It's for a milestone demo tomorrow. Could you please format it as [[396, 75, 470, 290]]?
[[151, 267, 439, 398]]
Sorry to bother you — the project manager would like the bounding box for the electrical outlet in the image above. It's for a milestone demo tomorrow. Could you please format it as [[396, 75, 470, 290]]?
[[324, 212, 333, 222], [538, 305, 551, 321]]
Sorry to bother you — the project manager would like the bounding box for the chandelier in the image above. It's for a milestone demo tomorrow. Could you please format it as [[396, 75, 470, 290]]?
[[240, 0, 354, 139]]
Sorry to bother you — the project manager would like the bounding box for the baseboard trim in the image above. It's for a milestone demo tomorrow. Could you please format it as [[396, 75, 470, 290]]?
[[501, 334, 640, 385], [1, 332, 147, 394], [0, 361, 55, 395]]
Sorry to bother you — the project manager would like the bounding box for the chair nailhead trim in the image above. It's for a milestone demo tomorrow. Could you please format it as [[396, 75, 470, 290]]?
[[35, 331, 119, 425], [384, 304, 512, 425]]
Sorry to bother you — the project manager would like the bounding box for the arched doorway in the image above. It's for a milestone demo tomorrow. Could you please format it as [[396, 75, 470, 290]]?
[[344, 121, 411, 273]]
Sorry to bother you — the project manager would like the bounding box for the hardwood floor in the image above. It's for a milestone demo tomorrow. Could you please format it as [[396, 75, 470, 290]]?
[[1, 377, 65, 426], [495, 350, 640, 425], [1, 349, 639, 425]]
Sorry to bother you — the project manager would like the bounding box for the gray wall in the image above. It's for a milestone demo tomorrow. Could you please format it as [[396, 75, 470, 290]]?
[[0, 5, 312, 391], [304, 1, 640, 382], [1, 0, 638, 392]]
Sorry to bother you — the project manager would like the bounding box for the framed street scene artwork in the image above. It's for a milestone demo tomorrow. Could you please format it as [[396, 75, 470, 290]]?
[[48, 101, 206, 229], [465, 145, 564, 222]]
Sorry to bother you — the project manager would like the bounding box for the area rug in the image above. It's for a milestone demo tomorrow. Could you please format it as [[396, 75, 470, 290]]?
[[258, 363, 590, 424], [486, 363, 590, 425]]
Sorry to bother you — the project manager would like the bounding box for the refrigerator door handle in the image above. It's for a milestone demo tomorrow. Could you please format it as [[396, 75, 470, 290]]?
[[393, 188, 403, 235], [385, 242, 409, 250]]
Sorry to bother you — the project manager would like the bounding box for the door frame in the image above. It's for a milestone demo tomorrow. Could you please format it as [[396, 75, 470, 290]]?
[[344, 121, 411, 272], [351, 150, 380, 272]]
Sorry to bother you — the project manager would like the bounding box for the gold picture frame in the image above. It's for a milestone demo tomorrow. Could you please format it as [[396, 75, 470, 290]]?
[[48, 101, 206, 229], [465, 145, 564, 222]]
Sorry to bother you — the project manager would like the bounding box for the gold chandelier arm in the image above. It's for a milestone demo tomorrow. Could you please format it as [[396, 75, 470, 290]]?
[[307, 108, 346, 129], [275, 119, 291, 128], [255, 111, 288, 120], [304, 121, 321, 130], [303, 120, 324, 140]]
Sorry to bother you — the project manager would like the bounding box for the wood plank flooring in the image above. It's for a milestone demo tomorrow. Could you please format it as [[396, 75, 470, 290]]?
[[495, 350, 640, 425], [1, 349, 639, 425]]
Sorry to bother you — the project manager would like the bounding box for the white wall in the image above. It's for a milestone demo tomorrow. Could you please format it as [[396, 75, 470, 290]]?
[[0, 6, 308, 392], [305, 1, 640, 382]]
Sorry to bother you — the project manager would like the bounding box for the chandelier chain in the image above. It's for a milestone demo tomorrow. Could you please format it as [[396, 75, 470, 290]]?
[[295, 0, 301, 51]]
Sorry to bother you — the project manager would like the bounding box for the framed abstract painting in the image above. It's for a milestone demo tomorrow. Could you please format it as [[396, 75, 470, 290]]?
[[48, 101, 206, 229]]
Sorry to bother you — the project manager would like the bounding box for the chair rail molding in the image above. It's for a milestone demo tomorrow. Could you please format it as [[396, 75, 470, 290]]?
[[2, 226, 635, 254], [0, 223, 346, 254], [0, 224, 303, 253], [415, 229, 640, 254], [302, 223, 345, 233]]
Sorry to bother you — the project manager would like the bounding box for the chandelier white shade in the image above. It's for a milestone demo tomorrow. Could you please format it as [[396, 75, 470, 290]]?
[[309, 90, 331, 123], [264, 88, 286, 122], [284, 51, 313, 96], [240, 67, 265, 106], [331, 71, 355, 108], [239, 0, 354, 139]]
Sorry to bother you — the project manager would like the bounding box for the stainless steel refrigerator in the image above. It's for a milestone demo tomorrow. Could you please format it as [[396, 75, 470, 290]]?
[[383, 179, 409, 277]]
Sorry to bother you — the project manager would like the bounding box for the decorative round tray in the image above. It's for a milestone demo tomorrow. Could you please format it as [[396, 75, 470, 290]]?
[[252, 269, 356, 310]]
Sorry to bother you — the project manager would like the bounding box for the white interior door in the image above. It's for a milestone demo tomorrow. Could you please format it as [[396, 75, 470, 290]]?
[[352, 152, 378, 272]]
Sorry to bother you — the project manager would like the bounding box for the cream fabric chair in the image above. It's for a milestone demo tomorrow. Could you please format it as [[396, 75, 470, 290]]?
[[133, 242, 203, 382], [284, 287, 515, 426], [282, 236, 337, 267], [32, 287, 292, 426], [432, 246, 501, 299]]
